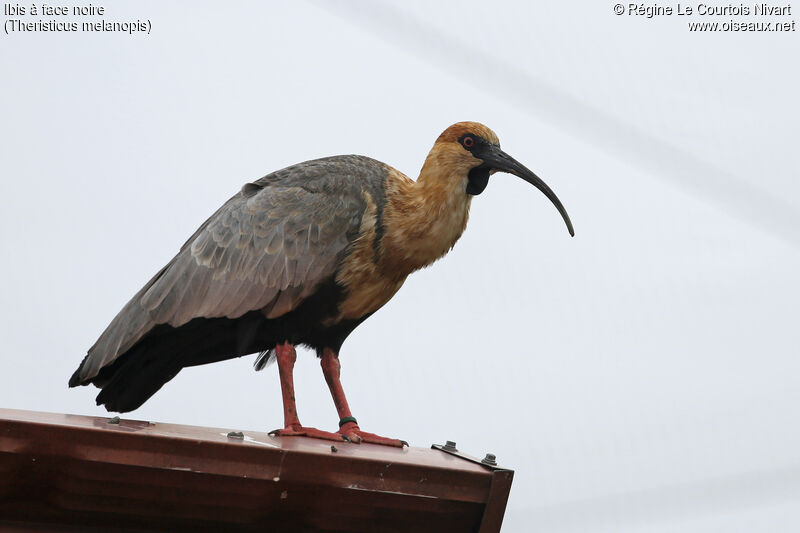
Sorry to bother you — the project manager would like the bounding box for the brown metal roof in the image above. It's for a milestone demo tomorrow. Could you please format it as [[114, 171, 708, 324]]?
[[0, 409, 513, 532]]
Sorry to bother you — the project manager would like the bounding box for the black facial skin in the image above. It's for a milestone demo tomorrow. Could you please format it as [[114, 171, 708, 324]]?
[[459, 134, 493, 196], [466, 164, 490, 195]]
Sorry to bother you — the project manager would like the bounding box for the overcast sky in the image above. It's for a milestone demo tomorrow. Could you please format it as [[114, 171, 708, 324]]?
[[1, 2, 799, 531]]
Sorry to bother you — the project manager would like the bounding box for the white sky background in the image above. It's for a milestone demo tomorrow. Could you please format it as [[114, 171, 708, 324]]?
[[1, 1, 799, 531]]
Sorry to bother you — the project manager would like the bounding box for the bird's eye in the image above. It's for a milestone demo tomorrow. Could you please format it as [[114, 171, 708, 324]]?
[[462, 136, 475, 148]]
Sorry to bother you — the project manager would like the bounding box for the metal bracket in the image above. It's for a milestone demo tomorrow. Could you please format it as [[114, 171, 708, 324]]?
[[431, 443, 512, 472]]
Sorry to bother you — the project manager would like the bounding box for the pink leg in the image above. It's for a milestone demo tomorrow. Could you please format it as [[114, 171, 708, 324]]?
[[269, 342, 343, 442], [320, 348, 407, 448], [276, 342, 300, 429]]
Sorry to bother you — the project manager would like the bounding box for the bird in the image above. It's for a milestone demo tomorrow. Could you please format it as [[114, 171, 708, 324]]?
[[69, 122, 574, 448]]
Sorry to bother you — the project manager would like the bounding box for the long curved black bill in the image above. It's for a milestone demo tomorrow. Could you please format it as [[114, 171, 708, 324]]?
[[486, 148, 574, 237]]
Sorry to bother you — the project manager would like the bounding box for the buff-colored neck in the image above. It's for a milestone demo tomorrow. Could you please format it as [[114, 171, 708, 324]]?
[[381, 149, 475, 276]]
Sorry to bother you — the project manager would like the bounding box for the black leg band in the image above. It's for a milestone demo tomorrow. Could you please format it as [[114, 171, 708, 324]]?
[[339, 416, 358, 427]]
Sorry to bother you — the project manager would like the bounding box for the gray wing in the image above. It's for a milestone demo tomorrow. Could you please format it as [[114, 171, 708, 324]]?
[[75, 155, 386, 383]]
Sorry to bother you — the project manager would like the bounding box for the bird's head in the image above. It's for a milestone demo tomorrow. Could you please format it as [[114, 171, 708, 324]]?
[[427, 121, 574, 237]]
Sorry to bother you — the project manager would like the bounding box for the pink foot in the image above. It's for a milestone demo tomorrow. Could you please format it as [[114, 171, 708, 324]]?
[[270, 424, 345, 442], [339, 421, 408, 448]]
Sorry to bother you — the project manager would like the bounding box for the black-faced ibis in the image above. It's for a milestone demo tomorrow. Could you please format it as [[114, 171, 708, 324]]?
[[70, 122, 574, 447]]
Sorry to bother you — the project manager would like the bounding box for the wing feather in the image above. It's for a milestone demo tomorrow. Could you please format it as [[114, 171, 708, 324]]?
[[74, 155, 387, 383]]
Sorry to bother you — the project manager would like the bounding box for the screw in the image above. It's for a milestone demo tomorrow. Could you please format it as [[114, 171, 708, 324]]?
[[331, 445, 338, 453], [227, 431, 244, 439], [481, 453, 497, 466], [442, 440, 458, 452], [107, 416, 120, 425]]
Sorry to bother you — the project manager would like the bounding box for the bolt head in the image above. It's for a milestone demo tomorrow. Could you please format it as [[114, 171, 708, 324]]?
[[442, 440, 458, 451], [481, 453, 497, 466]]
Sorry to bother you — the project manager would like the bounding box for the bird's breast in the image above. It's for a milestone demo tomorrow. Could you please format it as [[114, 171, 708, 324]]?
[[327, 165, 472, 324], [380, 168, 472, 274], [331, 190, 406, 324]]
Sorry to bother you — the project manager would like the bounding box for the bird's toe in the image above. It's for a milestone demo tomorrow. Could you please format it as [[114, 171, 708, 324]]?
[[270, 425, 345, 442], [338, 421, 406, 448], [340, 431, 362, 444]]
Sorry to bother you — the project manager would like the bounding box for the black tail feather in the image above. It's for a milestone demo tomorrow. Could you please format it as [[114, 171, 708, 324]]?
[[253, 348, 276, 371], [94, 348, 183, 413], [80, 311, 275, 413]]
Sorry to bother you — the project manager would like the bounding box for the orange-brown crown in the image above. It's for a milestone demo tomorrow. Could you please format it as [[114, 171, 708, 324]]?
[[435, 121, 500, 146]]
